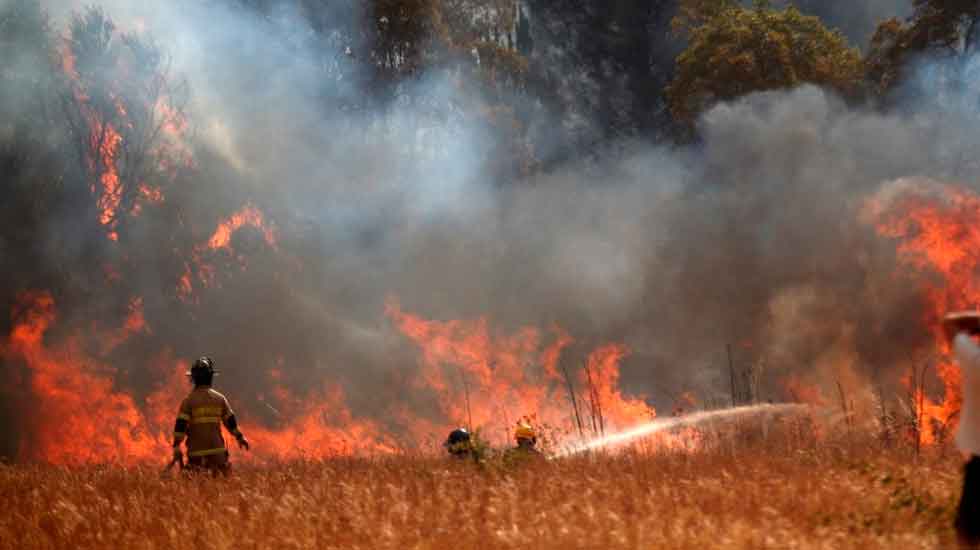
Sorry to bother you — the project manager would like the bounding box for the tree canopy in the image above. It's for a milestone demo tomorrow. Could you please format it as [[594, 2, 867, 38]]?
[[865, 1, 980, 99], [667, 0, 863, 132]]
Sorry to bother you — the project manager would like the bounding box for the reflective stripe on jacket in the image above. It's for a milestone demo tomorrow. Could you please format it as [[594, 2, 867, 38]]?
[[176, 387, 235, 457]]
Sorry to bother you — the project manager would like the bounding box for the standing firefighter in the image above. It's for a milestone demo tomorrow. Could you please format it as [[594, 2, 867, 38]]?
[[171, 357, 250, 475], [944, 312, 980, 547]]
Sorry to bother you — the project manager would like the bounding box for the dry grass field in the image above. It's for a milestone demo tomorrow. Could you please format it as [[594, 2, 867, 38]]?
[[0, 433, 965, 550]]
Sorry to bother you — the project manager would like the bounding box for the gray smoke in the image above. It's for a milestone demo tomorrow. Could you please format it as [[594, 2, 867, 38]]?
[[6, 0, 980, 447]]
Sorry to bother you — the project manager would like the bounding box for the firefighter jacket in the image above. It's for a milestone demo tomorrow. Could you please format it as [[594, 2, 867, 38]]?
[[174, 386, 236, 458]]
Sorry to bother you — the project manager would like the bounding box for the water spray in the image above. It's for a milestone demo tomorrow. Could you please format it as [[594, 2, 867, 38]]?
[[554, 403, 809, 458]]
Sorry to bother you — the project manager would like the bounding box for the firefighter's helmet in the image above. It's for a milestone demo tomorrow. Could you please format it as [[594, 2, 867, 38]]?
[[187, 356, 219, 385], [514, 422, 536, 443], [446, 428, 471, 446], [445, 428, 472, 456]]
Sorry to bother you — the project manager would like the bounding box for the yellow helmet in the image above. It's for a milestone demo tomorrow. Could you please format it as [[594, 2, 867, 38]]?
[[514, 422, 536, 442]]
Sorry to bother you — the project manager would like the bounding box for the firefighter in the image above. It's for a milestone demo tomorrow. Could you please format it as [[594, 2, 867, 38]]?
[[944, 312, 980, 547], [502, 421, 543, 466], [171, 357, 249, 475], [444, 427, 473, 459], [513, 422, 540, 454]]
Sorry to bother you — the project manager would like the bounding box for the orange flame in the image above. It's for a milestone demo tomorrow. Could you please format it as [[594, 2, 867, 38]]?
[[246, 382, 401, 457], [781, 375, 826, 407], [385, 299, 654, 445], [2, 292, 164, 463], [177, 205, 279, 301], [583, 344, 654, 429], [866, 182, 980, 442], [2, 293, 398, 463], [4, 291, 656, 463], [60, 44, 124, 240], [60, 36, 184, 240], [207, 204, 278, 251], [91, 118, 122, 238], [100, 297, 150, 354]]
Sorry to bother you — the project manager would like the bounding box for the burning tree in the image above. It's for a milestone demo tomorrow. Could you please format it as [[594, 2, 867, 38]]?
[[0, 2, 210, 460], [59, 6, 191, 243]]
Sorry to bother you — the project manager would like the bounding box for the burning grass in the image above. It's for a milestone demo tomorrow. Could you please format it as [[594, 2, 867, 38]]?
[[1, 437, 964, 550]]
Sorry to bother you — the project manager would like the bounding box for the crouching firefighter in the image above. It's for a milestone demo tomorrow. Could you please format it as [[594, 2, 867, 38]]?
[[513, 422, 541, 455], [171, 357, 250, 475], [503, 421, 544, 465], [444, 427, 474, 460]]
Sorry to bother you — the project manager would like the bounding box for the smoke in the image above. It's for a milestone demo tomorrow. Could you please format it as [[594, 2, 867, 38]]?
[[3, 0, 980, 458]]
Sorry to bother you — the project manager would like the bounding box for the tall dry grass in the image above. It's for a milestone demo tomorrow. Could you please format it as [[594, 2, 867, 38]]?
[[0, 424, 965, 550]]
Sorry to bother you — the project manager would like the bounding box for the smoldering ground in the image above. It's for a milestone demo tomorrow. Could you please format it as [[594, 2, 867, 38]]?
[[1, 0, 977, 456]]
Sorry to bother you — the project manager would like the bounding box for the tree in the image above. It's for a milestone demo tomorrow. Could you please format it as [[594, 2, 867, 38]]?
[[434, 0, 518, 50], [865, 1, 980, 99], [0, 4, 196, 323], [671, 0, 737, 35], [667, 0, 863, 134], [60, 7, 190, 241], [518, 0, 680, 163], [364, 0, 536, 178]]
